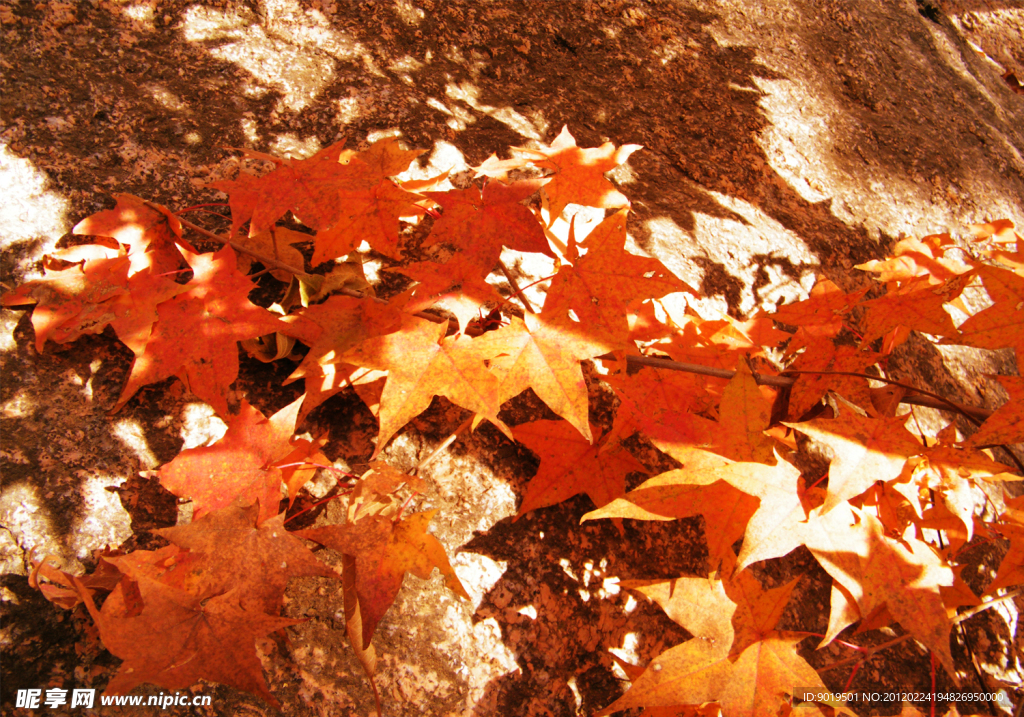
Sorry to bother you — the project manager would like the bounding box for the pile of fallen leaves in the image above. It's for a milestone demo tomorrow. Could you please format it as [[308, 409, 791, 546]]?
[[4, 128, 1023, 716]]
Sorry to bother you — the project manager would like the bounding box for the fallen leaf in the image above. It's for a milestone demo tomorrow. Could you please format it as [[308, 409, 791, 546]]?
[[339, 315, 512, 458], [298, 510, 470, 650], [113, 246, 315, 415], [785, 409, 920, 514], [78, 576, 300, 708], [513, 420, 648, 519], [514, 125, 641, 223]]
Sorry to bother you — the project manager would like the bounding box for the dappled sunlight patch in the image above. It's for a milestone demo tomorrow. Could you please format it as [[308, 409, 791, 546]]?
[[179, 402, 227, 449], [181, 2, 356, 113], [0, 143, 69, 278], [112, 418, 159, 470], [69, 473, 132, 561]]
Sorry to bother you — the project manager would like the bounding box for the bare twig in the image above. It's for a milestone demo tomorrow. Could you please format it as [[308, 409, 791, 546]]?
[[816, 634, 911, 674], [497, 258, 537, 314], [953, 586, 1024, 625], [618, 356, 994, 423], [412, 418, 473, 475]]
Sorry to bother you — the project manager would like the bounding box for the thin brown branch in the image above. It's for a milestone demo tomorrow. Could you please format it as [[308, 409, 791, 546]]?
[[619, 356, 993, 423], [497, 258, 537, 314], [783, 369, 991, 424], [816, 634, 911, 674], [953, 586, 1024, 625], [412, 418, 473, 475], [168, 206, 318, 282]]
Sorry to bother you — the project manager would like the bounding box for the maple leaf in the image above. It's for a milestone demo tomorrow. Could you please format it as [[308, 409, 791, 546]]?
[[422, 178, 553, 268], [277, 433, 333, 504], [543, 210, 694, 351], [78, 575, 300, 708], [605, 365, 718, 450], [513, 125, 641, 223], [311, 141, 426, 264], [339, 315, 513, 458], [582, 455, 759, 569], [72, 193, 192, 275], [1, 253, 131, 351], [771, 278, 868, 356], [298, 510, 470, 650], [856, 233, 972, 285], [288, 294, 405, 382], [353, 136, 424, 179], [391, 252, 506, 332], [211, 142, 351, 238], [157, 397, 303, 523], [856, 276, 965, 353], [620, 576, 736, 650], [597, 634, 847, 717], [714, 362, 776, 464], [909, 427, 1020, 539], [802, 503, 956, 677], [964, 375, 1024, 448], [113, 246, 317, 416], [987, 495, 1024, 594], [954, 264, 1024, 373], [785, 344, 881, 420], [474, 312, 603, 441], [719, 458, 806, 570], [233, 225, 308, 281], [785, 409, 921, 514], [156, 500, 337, 613], [513, 420, 648, 519]]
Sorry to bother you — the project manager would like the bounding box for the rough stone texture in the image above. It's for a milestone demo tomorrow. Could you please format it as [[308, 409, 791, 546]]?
[[1, 0, 1023, 715]]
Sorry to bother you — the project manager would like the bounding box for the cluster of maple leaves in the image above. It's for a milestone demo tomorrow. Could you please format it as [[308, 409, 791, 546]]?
[[5, 127, 1024, 716]]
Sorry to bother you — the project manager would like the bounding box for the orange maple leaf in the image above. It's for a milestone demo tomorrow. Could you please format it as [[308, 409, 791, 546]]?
[[72, 193, 192, 275], [596, 633, 846, 717], [514, 125, 642, 223], [785, 344, 881, 420], [298, 510, 470, 650], [474, 312, 602, 441], [155, 500, 337, 613], [771, 278, 868, 356], [715, 362, 776, 464], [288, 294, 405, 382], [856, 276, 965, 353], [157, 397, 303, 523], [856, 233, 972, 285], [78, 575, 300, 708], [803, 503, 956, 677], [606, 363, 716, 446], [513, 420, 648, 519], [785, 409, 920, 514], [544, 210, 693, 351], [211, 142, 351, 238], [422, 178, 553, 268], [1, 252, 131, 351], [311, 140, 426, 264], [955, 265, 1024, 373], [233, 225, 308, 281], [582, 455, 759, 569], [391, 252, 506, 332], [113, 246, 316, 415], [339, 315, 513, 458]]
